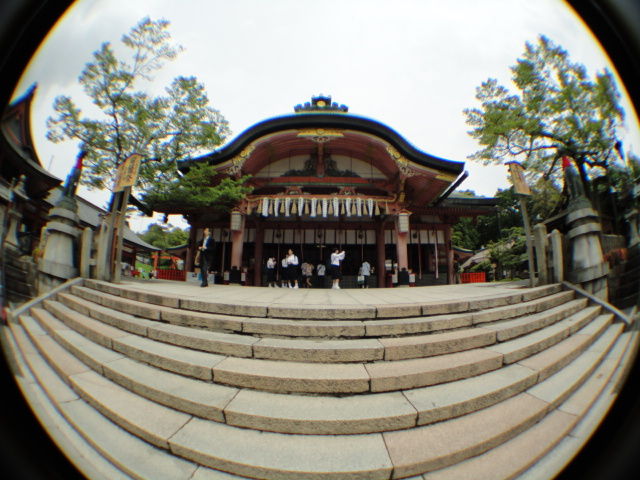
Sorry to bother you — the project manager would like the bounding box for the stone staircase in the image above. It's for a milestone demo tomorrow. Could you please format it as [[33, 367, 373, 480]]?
[[1, 278, 637, 480]]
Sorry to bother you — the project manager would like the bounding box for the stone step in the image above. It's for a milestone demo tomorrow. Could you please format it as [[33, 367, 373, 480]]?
[[66, 284, 575, 344], [421, 323, 626, 480], [5, 320, 200, 480], [516, 328, 636, 480], [83, 278, 562, 320], [53, 291, 585, 364], [1, 322, 132, 480], [21, 304, 591, 436], [31, 303, 609, 398], [485, 305, 602, 364], [7, 277, 634, 480], [48, 297, 493, 363]]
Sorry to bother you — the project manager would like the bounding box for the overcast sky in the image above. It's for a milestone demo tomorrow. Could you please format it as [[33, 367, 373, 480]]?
[[12, 0, 640, 232]]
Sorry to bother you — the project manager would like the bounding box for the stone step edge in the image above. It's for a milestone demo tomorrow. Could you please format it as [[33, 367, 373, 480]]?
[[0, 322, 136, 480], [48, 296, 505, 363], [45, 293, 597, 369], [12, 322, 586, 480], [417, 323, 627, 480], [83, 278, 562, 319], [515, 326, 640, 480], [5, 319, 223, 480], [32, 298, 609, 396], [63, 287, 578, 341], [21, 306, 620, 436]]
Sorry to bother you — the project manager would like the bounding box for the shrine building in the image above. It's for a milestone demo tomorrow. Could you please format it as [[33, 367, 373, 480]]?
[[174, 96, 495, 287]]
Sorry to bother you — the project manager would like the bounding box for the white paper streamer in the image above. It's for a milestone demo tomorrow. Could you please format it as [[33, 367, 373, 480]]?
[[333, 197, 340, 217], [322, 198, 328, 217], [367, 198, 374, 217], [274, 198, 280, 217], [311, 198, 317, 217], [345, 198, 352, 217], [262, 197, 269, 217], [285, 197, 291, 217], [298, 197, 304, 216]]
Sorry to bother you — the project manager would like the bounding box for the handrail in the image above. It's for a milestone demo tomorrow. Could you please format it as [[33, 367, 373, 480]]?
[[562, 281, 636, 328], [6, 277, 84, 324]]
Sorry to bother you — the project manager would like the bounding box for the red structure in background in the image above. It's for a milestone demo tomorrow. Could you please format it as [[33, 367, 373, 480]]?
[[460, 272, 486, 283], [152, 251, 186, 281]]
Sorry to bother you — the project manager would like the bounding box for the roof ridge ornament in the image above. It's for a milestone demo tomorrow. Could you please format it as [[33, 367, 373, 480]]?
[[294, 94, 348, 113]]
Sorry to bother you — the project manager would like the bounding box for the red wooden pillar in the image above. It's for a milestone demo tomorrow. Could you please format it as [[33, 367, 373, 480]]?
[[444, 224, 454, 284], [376, 221, 386, 288], [230, 215, 245, 270], [253, 223, 264, 286]]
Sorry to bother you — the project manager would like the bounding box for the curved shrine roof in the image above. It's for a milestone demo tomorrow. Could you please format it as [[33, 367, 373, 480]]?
[[180, 97, 467, 209]]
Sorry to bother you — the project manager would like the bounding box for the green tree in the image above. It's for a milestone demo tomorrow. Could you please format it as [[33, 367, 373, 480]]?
[[139, 223, 189, 249], [488, 226, 527, 280], [464, 35, 630, 195], [142, 163, 253, 212], [46, 17, 229, 191]]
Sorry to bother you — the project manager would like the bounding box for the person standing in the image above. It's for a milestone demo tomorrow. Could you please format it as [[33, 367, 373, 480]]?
[[316, 262, 326, 288], [301, 261, 314, 288], [280, 256, 289, 288], [286, 249, 300, 289], [266, 257, 277, 287], [330, 247, 346, 289], [198, 228, 215, 287], [360, 260, 371, 288]]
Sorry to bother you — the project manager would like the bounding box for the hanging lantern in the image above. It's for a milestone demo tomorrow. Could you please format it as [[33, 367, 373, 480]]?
[[397, 211, 411, 233], [230, 210, 243, 231]]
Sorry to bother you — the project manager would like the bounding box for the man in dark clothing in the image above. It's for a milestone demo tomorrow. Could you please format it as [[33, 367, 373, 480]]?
[[199, 227, 215, 287]]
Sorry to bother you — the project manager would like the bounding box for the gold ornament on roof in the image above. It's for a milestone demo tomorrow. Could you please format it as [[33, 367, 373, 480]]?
[[297, 128, 344, 144], [386, 145, 417, 177], [226, 144, 256, 175]]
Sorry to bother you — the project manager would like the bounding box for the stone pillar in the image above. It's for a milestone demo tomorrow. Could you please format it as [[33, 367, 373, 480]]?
[[254, 223, 264, 286], [566, 207, 609, 300], [376, 221, 386, 288], [79, 226, 93, 278], [533, 223, 549, 285], [549, 229, 564, 283], [95, 220, 110, 281], [38, 201, 81, 294], [230, 214, 245, 270], [563, 158, 608, 300], [444, 225, 454, 284]]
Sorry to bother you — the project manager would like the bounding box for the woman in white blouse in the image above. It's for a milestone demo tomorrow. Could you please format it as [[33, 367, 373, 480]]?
[[286, 249, 300, 289], [330, 248, 346, 289]]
